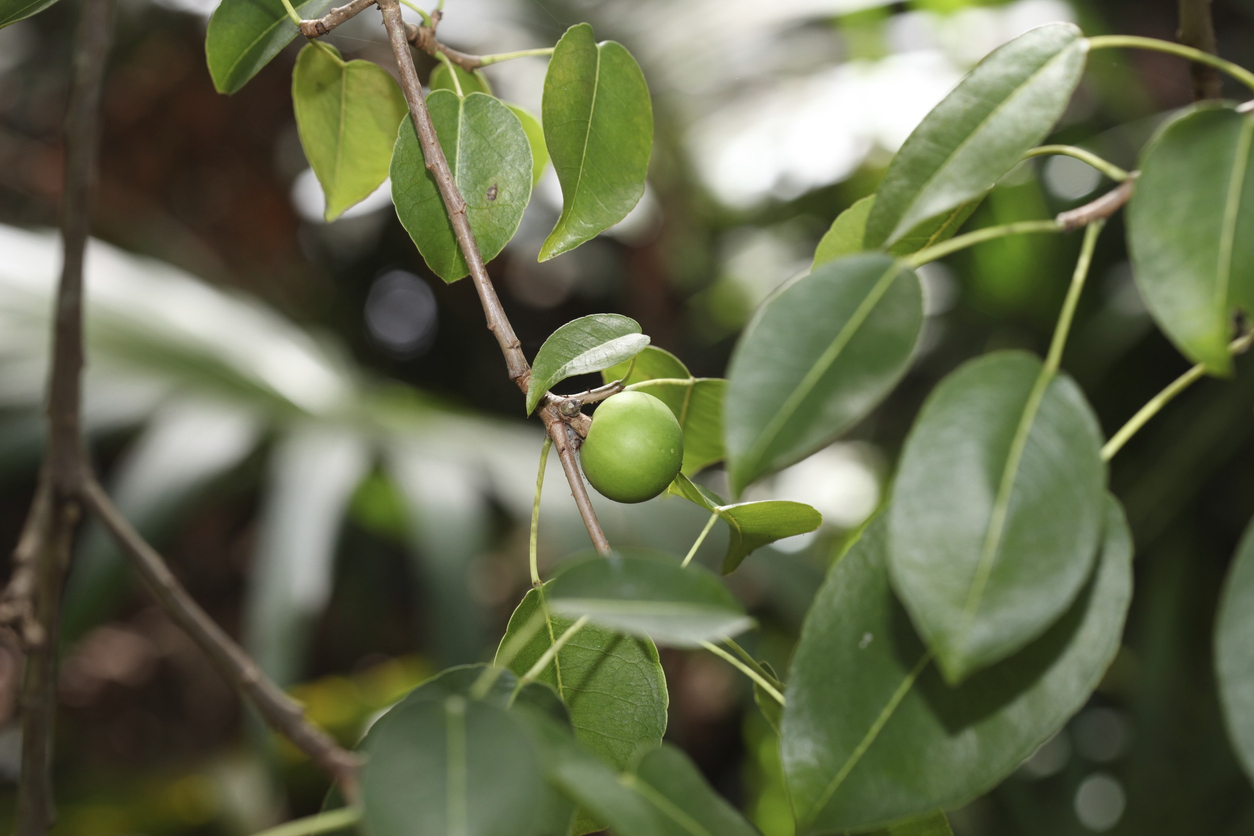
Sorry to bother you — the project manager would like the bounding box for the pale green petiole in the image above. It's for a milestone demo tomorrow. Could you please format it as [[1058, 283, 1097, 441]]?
[[681, 510, 720, 568], [400, 0, 433, 27], [1087, 35, 1254, 93], [701, 641, 785, 706], [1023, 145, 1129, 182], [435, 51, 464, 96], [249, 808, 361, 836], [279, 0, 302, 26], [530, 436, 552, 587], [903, 220, 1064, 269], [476, 47, 556, 66], [1045, 219, 1105, 374]]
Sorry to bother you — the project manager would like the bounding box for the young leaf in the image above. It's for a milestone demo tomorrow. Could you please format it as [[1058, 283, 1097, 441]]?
[[864, 23, 1087, 248], [725, 254, 923, 496], [1216, 517, 1254, 786], [782, 499, 1132, 834], [0, 0, 58, 29], [888, 351, 1106, 683], [206, 0, 336, 95], [545, 550, 754, 647], [430, 62, 493, 96], [508, 105, 550, 187], [626, 377, 726, 476], [292, 43, 408, 222], [540, 23, 652, 261], [670, 474, 823, 573], [602, 345, 690, 386], [815, 196, 980, 268], [1127, 103, 1254, 375], [391, 90, 533, 283], [526, 313, 649, 414]]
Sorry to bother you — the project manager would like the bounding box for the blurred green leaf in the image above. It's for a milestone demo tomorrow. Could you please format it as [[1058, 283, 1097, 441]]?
[[392, 90, 532, 282], [868, 811, 954, 836], [526, 314, 649, 414], [205, 0, 335, 94], [1217, 516, 1254, 787], [864, 23, 1087, 247], [815, 197, 978, 268], [507, 104, 550, 187], [725, 254, 922, 495], [888, 351, 1106, 683], [602, 346, 689, 386], [0, 0, 58, 29], [782, 498, 1132, 833], [626, 377, 726, 476], [540, 23, 652, 261], [754, 660, 784, 735], [430, 62, 493, 96]]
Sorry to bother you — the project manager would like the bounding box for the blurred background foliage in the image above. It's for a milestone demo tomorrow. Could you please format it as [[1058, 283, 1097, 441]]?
[[2, 0, 1254, 833]]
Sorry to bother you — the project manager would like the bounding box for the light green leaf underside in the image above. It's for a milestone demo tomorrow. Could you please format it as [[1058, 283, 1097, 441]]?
[[782, 498, 1132, 834], [507, 105, 550, 187], [1217, 517, 1254, 786], [725, 253, 923, 496], [864, 22, 1087, 248], [0, 0, 58, 29], [602, 345, 690, 386], [540, 22, 652, 261], [526, 313, 649, 414], [391, 90, 533, 283], [1127, 103, 1254, 376], [887, 350, 1106, 683], [206, 0, 336, 94]]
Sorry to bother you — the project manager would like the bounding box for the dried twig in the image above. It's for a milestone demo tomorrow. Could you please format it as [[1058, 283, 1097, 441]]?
[[298, 0, 376, 38]]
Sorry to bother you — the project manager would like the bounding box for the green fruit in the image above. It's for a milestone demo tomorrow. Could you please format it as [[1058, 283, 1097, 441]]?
[[580, 391, 684, 503]]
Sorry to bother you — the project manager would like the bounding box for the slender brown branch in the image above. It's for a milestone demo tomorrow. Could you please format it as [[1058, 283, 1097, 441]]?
[[1056, 173, 1139, 231], [298, 0, 375, 38], [545, 411, 611, 554], [80, 478, 362, 799], [404, 10, 486, 72], [0, 473, 53, 647], [1178, 0, 1222, 100]]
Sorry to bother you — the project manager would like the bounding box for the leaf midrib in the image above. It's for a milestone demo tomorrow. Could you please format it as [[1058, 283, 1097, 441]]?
[[1216, 115, 1254, 322], [219, 0, 306, 88], [554, 35, 603, 240]]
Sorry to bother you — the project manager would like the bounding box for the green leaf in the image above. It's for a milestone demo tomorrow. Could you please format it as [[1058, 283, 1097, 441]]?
[[526, 313, 650, 414], [540, 23, 652, 261], [391, 90, 533, 283], [867, 812, 954, 836], [670, 474, 823, 573], [1217, 517, 1254, 786], [815, 197, 979, 268], [725, 253, 923, 495], [602, 346, 690, 386], [888, 351, 1106, 683], [205, 0, 336, 95], [430, 62, 493, 96], [508, 105, 550, 188], [864, 23, 1087, 248], [782, 498, 1133, 834], [292, 44, 408, 222], [0, 0, 57, 29], [546, 550, 754, 647], [626, 378, 726, 476], [1127, 103, 1254, 375], [754, 660, 784, 735]]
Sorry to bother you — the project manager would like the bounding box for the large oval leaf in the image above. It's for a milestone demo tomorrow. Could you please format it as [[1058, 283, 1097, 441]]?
[[864, 23, 1087, 248], [545, 551, 754, 647], [814, 196, 977, 268], [1217, 517, 1254, 785], [725, 253, 923, 495], [391, 91, 533, 283], [888, 351, 1106, 683], [1127, 103, 1254, 375], [0, 0, 57, 29], [293, 43, 408, 222], [206, 0, 336, 95], [602, 346, 690, 385], [526, 313, 649, 414], [540, 23, 652, 261], [782, 499, 1132, 834]]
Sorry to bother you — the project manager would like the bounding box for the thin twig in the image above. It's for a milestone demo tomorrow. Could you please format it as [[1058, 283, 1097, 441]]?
[[547, 413, 611, 555], [1056, 173, 1139, 231], [298, 0, 376, 38], [0, 473, 53, 646], [81, 478, 362, 801], [404, 10, 486, 71], [1178, 0, 1222, 100]]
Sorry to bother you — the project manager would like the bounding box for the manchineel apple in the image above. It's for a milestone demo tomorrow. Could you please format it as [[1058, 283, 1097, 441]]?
[[580, 391, 684, 503]]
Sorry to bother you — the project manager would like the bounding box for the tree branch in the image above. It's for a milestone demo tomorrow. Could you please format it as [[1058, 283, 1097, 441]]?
[[1178, 0, 1222, 100], [404, 10, 486, 71], [1056, 173, 1139, 231], [298, 0, 375, 38], [80, 478, 362, 800]]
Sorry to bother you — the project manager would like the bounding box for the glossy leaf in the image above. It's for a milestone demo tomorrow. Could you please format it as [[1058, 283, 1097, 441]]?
[[526, 313, 649, 414], [508, 105, 550, 187], [782, 499, 1133, 834], [725, 253, 923, 495], [888, 351, 1106, 683], [0, 0, 57, 29], [1127, 103, 1254, 375], [540, 23, 652, 260], [864, 23, 1087, 248], [814, 196, 979, 268], [670, 474, 823, 573], [392, 90, 532, 283], [602, 345, 690, 386], [1217, 517, 1254, 785], [545, 550, 754, 647], [293, 43, 408, 222], [627, 378, 726, 476], [206, 0, 336, 95], [430, 62, 493, 96]]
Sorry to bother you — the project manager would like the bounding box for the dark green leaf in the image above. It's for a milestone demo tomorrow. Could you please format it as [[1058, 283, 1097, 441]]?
[[864, 23, 1087, 248], [1127, 103, 1254, 375], [526, 314, 649, 414], [540, 23, 652, 260], [626, 378, 726, 476], [889, 351, 1106, 683], [546, 550, 754, 647], [725, 254, 923, 495], [754, 660, 784, 735], [1217, 517, 1254, 786], [602, 345, 690, 386], [430, 62, 493, 96], [206, 0, 336, 95], [391, 90, 532, 283], [507, 104, 550, 187], [782, 498, 1132, 834], [293, 43, 408, 221], [0, 0, 58, 29], [867, 812, 954, 836]]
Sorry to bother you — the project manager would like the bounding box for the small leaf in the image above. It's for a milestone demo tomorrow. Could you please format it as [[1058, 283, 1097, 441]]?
[[507, 104, 550, 187], [725, 254, 923, 495], [293, 44, 408, 222], [864, 23, 1087, 248], [670, 474, 823, 573], [888, 351, 1106, 683], [430, 62, 493, 96], [526, 313, 649, 414], [1217, 517, 1254, 786], [540, 23, 652, 260], [602, 345, 690, 386], [627, 378, 726, 476], [816, 197, 979, 268], [206, 0, 336, 95], [781, 498, 1132, 833], [0, 0, 58, 29], [546, 550, 754, 647], [754, 660, 784, 734], [391, 90, 533, 283], [1127, 103, 1254, 375]]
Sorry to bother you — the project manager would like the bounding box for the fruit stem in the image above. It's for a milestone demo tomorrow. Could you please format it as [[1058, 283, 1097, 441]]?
[[681, 511, 720, 568], [530, 436, 552, 587]]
